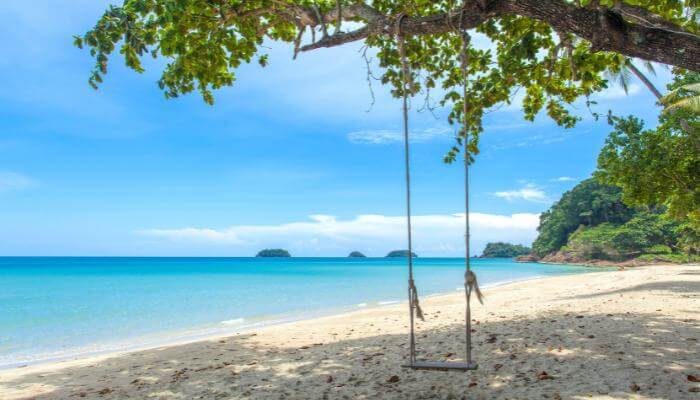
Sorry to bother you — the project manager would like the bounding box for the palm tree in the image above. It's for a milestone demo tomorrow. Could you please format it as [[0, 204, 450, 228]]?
[[660, 82, 700, 114], [606, 57, 694, 131], [606, 55, 663, 99]]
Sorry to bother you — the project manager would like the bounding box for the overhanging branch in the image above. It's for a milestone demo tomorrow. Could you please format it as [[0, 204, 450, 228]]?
[[260, 0, 699, 71], [300, 26, 372, 52]]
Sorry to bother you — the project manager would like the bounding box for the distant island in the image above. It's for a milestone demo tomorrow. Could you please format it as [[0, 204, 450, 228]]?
[[255, 249, 291, 257], [481, 242, 531, 258], [348, 251, 366, 258], [386, 250, 417, 258]]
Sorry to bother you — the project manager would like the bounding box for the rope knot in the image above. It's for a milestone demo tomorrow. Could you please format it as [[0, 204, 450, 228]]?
[[409, 279, 425, 321], [465, 270, 484, 305]]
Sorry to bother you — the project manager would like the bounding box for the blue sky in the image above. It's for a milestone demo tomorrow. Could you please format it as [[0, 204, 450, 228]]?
[[0, 1, 671, 256]]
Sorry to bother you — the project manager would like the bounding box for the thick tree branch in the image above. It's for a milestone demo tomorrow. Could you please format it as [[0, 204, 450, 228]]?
[[301, 26, 372, 52], [507, 0, 699, 71], [614, 1, 687, 33], [281, 0, 699, 71]]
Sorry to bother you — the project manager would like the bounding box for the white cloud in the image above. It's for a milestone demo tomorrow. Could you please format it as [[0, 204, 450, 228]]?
[[0, 172, 35, 192], [137, 212, 540, 256], [486, 129, 584, 151], [551, 176, 576, 182], [347, 127, 451, 144], [494, 184, 549, 203]]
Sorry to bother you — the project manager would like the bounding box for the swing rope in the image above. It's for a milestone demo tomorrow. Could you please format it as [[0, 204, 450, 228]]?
[[460, 20, 475, 366], [396, 12, 424, 365], [398, 9, 481, 370]]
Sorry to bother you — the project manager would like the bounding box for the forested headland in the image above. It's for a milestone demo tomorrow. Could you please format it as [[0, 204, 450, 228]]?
[[525, 73, 699, 266]]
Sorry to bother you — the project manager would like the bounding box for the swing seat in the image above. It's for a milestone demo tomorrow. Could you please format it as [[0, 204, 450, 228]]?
[[402, 361, 478, 371]]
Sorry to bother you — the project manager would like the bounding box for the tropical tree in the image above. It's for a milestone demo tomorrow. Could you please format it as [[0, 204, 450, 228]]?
[[660, 81, 700, 113], [606, 55, 662, 99], [596, 72, 700, 227], [76, 0, 700, 157], [563, 211, 683, 261], [531, 178, 635, 257]]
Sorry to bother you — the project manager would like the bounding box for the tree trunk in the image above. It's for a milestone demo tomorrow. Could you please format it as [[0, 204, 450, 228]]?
[[627, 62, 663, 99]]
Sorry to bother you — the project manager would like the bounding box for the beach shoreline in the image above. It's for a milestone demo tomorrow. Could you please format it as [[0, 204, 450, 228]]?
[[0, 271, 575, 372], [2, 257, 591, 372], [1, 264, 698, 399]]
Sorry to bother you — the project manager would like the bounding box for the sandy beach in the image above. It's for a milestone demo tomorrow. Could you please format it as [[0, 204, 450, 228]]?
[[1, 264, 698, 399]]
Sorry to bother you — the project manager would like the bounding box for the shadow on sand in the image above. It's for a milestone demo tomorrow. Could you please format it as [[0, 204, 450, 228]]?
[[2, 307, 698, 400], [565, 280, 700, 300]]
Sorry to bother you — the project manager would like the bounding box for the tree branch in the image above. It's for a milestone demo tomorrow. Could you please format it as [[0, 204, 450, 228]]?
[[300, 26, 372, 51], [506, 0, 699, 71], [279, 0, 699, 71], [614, 1, 687, 33]]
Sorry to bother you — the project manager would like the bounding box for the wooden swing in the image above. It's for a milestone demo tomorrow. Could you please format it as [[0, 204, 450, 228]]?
[[395, 12, 482, 372]]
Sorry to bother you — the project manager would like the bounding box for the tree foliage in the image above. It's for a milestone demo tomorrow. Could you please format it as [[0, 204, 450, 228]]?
[[564, 212, 684, 261], [661, 78, 700, 113], [596, 72, 700, 226], [480, 242, 531, 258], [531, 178, 635, 257], [532, 176, 699, 260], [76, 0, 699, 158]]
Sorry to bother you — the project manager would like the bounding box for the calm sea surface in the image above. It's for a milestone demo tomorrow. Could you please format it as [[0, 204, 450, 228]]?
[[0, 257, 595, 367]]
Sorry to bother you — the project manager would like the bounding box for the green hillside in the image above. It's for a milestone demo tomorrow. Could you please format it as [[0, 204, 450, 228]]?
[[531, 179, 697, 264]]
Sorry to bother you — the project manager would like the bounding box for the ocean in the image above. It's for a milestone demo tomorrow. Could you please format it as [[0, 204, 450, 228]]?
[[0, 257, 594, 368]]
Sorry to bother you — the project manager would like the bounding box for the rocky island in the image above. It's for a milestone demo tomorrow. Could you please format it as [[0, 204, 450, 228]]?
[[386, 250, 417, 258], [480, 242, 531, 258], [348, 251, 366, 258], [255, 249, 291, 257]]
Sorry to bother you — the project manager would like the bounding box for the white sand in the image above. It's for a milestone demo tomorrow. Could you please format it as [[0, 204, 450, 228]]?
[[1, 264, 698, 399]]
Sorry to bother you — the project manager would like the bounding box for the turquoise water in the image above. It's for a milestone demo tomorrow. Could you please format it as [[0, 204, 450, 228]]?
[[0, 257, 594, 367]]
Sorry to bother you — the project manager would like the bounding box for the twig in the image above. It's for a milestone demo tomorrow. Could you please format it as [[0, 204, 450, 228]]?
[[293, 25, 305, 59], [361, 46, 378, 112], [335, 0, 342, 34], [311, 5, 328, 38]]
